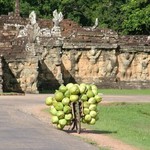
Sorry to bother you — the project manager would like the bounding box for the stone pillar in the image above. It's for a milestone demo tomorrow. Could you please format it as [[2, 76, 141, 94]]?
[[0, 56, 3, 93]]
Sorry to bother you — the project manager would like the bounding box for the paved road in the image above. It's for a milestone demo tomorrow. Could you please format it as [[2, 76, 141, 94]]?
[[0, 94, 149, 150], [0, 94, 99, 150]]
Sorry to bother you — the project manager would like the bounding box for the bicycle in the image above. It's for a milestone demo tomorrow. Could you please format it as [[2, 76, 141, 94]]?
[[70, 101, 83, 134]]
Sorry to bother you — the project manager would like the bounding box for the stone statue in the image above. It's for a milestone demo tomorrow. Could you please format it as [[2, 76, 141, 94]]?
[[26, 11, 40, 43], [52, 10, 63, 27], [17, 11, 40, 55], [17, 11, 39, 39], [18, 11, 51, 40], [29, 11, 36, 25], [51, 10, 63, 37]]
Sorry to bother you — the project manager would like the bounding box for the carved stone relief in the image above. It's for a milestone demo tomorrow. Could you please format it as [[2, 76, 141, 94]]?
[[0, 6, 150, 91], [43, 47, 63, 84], [51, 10, 63, 37], [103, 50, 117, 77], [84, 47, 102, 77], [19, 61, 39, 93], [134, 53, 150, 81], [118, 52, 135, 80], [6, 60, 38, 93], [87, 46, 101, 64], [75, 51, 82, 74]]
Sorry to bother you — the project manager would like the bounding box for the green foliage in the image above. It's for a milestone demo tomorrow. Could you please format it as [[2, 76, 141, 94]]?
[[20, 0, 59, 18], [0, 0, 14, 14], [0, 0, 149, 35], [121, 0, 150, 34]]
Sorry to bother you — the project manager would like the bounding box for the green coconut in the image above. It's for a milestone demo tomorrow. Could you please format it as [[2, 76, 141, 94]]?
[[45, 96, 53, 106], [54, 91, 64, 102], [51, 116, 59, 124]]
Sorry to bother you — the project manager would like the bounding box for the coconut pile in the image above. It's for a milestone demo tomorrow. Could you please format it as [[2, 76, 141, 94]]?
[[45, 83, 102, 130]]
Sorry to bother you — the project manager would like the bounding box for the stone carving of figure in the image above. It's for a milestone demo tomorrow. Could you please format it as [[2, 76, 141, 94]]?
[[8, 62, 24, 78], [20, 62, 39, 93], [51, 10, 63, 37], [87, 47, 102, 75], [17, 11, 40, 55], [52, 10, 63, 27], [75, 51, 82, 73], [119, 52, 135, 80], [17, 11, 40, 41], [17, 10, 51, 43], [104, 50, 117, 77], [136, 53, 150, 80], [26, 11, 40, 43], [29, 11, 36, 25], [87, 46, 101, 64]]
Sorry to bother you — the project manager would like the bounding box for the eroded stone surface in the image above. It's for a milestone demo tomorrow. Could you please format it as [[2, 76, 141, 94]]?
[[0, 8, 150, 93]]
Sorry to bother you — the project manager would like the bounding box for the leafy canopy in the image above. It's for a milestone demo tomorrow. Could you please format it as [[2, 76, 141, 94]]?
[[0, 0, 149, 35]]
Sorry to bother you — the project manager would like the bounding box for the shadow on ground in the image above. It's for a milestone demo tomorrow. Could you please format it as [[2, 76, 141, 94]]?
[[65, 129, 117, 135]]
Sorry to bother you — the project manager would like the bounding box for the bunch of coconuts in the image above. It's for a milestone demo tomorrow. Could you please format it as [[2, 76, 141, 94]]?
[[45, 83, 102, 130]]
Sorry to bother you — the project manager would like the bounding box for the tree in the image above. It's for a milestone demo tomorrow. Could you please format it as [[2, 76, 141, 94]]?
[[120, 0, 150, 35], [58, 0, 93, 26], [0, 0, 14, 14], [0, 0, 149, 35]]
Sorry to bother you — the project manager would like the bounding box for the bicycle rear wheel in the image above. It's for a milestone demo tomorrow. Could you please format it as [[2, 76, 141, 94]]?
[[75, 101, 81, 134]]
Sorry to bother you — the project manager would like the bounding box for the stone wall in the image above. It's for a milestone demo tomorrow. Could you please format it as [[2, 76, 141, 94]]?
[[0, 10, 150, 93], [61, 48, 150, 89], [2, 58, 38, 93]]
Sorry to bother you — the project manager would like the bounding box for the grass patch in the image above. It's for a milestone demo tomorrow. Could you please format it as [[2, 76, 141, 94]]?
[[86, 103, 150, 150], [0, 92, 25, 95], [98, 89, 150, 95], [39, 88, 150, 95]]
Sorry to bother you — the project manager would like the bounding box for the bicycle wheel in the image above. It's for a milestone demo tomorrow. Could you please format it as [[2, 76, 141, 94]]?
[[69, 102, 76, 131], [75, 101, 81, 134]]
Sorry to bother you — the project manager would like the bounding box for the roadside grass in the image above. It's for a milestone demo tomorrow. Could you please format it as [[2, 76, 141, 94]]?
[[40, 88, 150, 95], [0, 92, 25, 95], [85, 103, 150, 150], [98, 89, 150, 95]]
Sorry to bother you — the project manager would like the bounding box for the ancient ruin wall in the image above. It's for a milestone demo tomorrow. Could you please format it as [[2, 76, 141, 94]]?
[[61, 49, 150, 89], [0, 10, 150, 93]]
